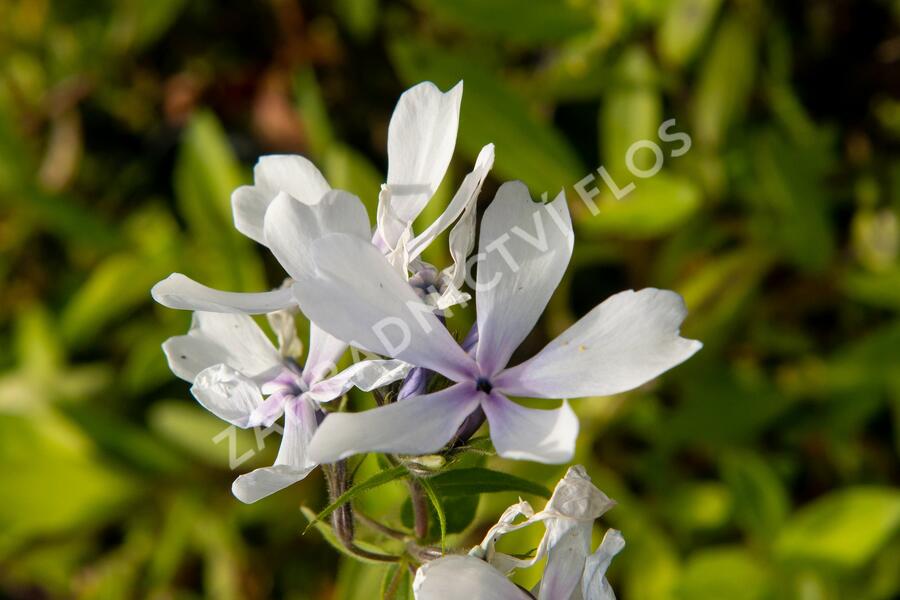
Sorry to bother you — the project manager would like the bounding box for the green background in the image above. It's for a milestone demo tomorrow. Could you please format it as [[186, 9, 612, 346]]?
[[2, 0, 900, 598]]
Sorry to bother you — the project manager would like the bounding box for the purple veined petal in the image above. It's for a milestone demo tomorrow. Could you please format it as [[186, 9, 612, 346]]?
[[405, 143, 495, 263], [190, 364, 266, 428], [302, 324, 348, 386], [246, 391, 288, 428], [231, 395, 318, 503], [397, 365, 430, 401], [162, 312, 283, 382], [292, 233, 478, 382], [305, 359, 411, 403], [379, 81, 463, 250], [413, 555, 531, 600], [474, 182, 573, 376], [481, 392, 578, 464], [493, 288, 703, 399], [151, 273, 296, 314], [264, 190, 372, 281], [308, 383, 481, 463], [581, 529, 625, 600], [231, 154, 331, 245], [461, 322, 479, 355]]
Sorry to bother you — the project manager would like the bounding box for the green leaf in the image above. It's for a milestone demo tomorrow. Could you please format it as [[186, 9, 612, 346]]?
[[148, 400, 272, 469], [676, 547, 772, 600], [600, 47, 661, 182], [334, 0, 378, 41], [305, 465, 408, 533], [774, 487, 900, 570], [61, 405, 187, 475], [575, 172, 702, 238], [427, 467, 552, 499], [293, 68, 335, 156], [418, 478, 446, 551], [657, 0, 723, 67], [692, 13, 757, 148], [0, 412, 139, 556], [719, 451, 788, 539], [174, 111, 265, 291], [743, 130, 835, 272], [390, 40, 585, 195], [300, 507, 396, 565], [380, 560, 412, 600], [663, 482, 732, 533]]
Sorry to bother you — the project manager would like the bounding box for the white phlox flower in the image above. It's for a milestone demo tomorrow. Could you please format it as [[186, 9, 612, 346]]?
[[152, 81, 493, 316], [162, 308, 409, 503]]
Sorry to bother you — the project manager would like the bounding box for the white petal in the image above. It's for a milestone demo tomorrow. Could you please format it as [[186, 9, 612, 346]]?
[[232, 155, 330, 244], [306, 359, 411, 403], [481, 393, 578, 464], [162, 312, 282, 382], [581, 530, 625, 600], [475, 182, 573, 376], [292, 233, 477, 381], [266, 308, 303, 358], [494, 289, 702, 399], [231, 185, 272, 246], [256, 154, 331, 203], [544, 466, 616, 522], [308, 383, 480, 463], [435, 144, 496, 308], [538, 520, 592, 600], [413, 555, 530, 600], [231, 396, 318, 503], [152, 273, 296, 314], [471, 500, 543, 574], [380, 81, 463, 249], [190, 364, 265, 427], [264, 189, 372, 281], [406, 143, 495, 262], [302, 324, 349, 386]]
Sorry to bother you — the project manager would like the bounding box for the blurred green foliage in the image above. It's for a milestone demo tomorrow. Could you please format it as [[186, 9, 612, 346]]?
[[2, 0, 900, 598]]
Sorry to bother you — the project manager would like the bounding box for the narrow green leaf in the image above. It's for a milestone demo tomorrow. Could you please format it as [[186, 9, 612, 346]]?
[[380, 560, 412, 600], [692, 13, 757, 148], [428, 467, 552, 499], [657, 0, 723, 67], [417, 478, 446, 551], [775, 487, 900, 570], [305, 465, 408, 533]]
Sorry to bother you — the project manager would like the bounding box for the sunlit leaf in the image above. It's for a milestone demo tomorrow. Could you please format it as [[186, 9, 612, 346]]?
[[775, 487, 900, 570]]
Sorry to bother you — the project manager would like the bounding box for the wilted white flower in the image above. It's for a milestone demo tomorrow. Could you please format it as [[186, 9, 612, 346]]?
[[414, 466, 625, 599]]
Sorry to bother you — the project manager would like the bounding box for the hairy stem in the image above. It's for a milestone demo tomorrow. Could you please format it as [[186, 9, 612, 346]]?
[[407, 479, 429, 540], [325, 461, 355, 546]]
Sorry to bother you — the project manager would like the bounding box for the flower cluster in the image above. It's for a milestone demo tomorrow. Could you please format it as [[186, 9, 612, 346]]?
[[152, 81, 700, 594]]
